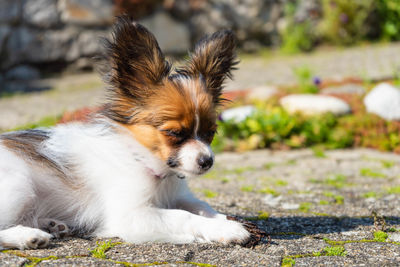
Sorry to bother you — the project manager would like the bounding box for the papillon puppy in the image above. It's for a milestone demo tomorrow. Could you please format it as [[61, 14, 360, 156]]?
[[0, 16, 250, 250]]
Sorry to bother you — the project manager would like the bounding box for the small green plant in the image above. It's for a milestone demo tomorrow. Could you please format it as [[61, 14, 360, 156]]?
[[299, 202, 312, 212], [381, 160, 395, 168], [90, 241, 120, 259], [312, 251, 322, 257], [362, 191, 377, 198], [202, 170, 218, 179], [387, 186, 400, 194], [323, 246, 347, 256], [241, 185, 254, 192], [293, 66, 319, 94], [263, 162, 276, 170], [275, 180, 288, 186], [258, 187, 279, 196], [281, 257, 296, 267], [9, 115, 61, 132], [257, 211, 270, 220], [360, 168, 386, 178], [323, 191, 344, 204], [203, 189, 218, 198], [326, 174, 348, 188], [373, 231, 389, 242], [319, 200, 329, 205], [230, 166, 255, 175], [312, 147, 326, 158]]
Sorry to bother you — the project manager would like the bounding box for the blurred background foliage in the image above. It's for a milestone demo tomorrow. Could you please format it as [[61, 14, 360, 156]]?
[[281, 0, 400, 53]]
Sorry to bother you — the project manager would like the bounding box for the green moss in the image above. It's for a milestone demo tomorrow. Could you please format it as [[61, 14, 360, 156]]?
[[244, 211, 270, 221], [360, 168, 386, 178], [203, 189, 218, 198], [90, 240, 121, 259], [387, 186, 400, 194], [263, 162, 276, 170], [323, 246, 346, 256], [25, 256, 59, 267], [322, 191, 344, 204], [362, 191, 377, 198], [281, 257, 296, 267], [312, 251, 322, 257], [311, 175, 349, 188], [326, 174, 348, 188], [257, 211, 270, 220], [258, 187, 279, 196], [299, 202, 312, 212], [241, 185, 254, 192], [221, 177, 230, 183], [381, 160, 395, 168], [231, 166, 256, 174], [312, 147, 326, 158], [202, 170, 218, 179], [319, 200, 329, 205], [275, 180, 288, 186], [9, 115, 61, 132], [373, 231, 389, 242]]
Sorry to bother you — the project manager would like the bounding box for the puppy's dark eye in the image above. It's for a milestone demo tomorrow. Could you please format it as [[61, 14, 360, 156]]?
[[166, 130, 184, 138], [161, 129, 186, 141]]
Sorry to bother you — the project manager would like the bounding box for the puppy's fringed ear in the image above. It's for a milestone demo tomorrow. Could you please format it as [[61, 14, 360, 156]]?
[[102, 15, 171, 123], [177, 30, 238, 104]]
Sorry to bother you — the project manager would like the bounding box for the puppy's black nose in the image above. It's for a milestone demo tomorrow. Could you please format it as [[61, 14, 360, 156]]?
[[197, 155, 213, 170]]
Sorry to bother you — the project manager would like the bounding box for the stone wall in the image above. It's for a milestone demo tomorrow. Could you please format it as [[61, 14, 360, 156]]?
[[0, 0, 290, 87]]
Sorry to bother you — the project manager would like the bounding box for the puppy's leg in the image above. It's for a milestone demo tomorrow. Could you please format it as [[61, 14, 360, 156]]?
[[107, 208, 250, 244], [38, 218, 70, 239], [0, 225, 53, 250], [174, 184, 226, 219], [175, 193, 225, 219]]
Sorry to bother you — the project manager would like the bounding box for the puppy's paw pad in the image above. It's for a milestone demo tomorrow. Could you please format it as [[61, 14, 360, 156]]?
[[25, 230, 52, 249], [39, 218, 70, 238]]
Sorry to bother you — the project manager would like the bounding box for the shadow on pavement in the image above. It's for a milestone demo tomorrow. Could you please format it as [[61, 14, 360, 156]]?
[[244, 216, 400, 239]]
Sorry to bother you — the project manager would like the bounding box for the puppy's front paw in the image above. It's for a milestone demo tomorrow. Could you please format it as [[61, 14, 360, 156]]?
[[14, 226, 53, 250], [198, 219, 250, 244]]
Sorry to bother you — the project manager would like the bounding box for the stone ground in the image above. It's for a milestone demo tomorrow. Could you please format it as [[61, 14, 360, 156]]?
[[1, 43, 400, 266], [1, 148, 400, 266], [1, 42, 400, 130]]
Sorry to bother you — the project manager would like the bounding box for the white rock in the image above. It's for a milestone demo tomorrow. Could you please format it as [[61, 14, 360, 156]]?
[[364, 83, 400, 120], [281, 203, 300, 210], [248, 85, 278, 101], [220, 105, 255, 122], [389, 232, 400, 242], [263, 194, 282, 207], [140, 12, 190, 54], [280, 94, 351, 115]]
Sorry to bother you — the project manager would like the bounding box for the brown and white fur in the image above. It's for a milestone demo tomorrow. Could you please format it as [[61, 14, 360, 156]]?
[[0, 16, 250, 250]]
